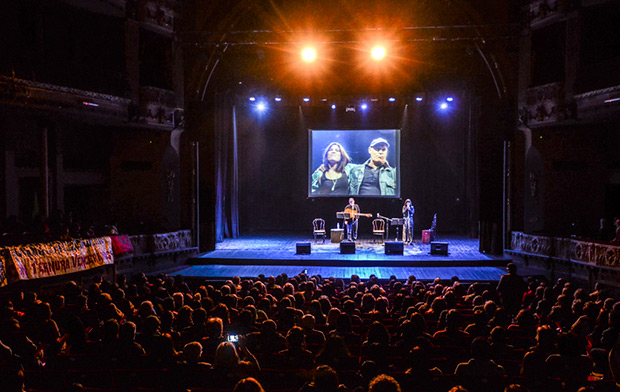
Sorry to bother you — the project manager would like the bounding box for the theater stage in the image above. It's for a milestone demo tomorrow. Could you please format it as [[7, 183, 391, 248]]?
[[178, 234, 510, 282]]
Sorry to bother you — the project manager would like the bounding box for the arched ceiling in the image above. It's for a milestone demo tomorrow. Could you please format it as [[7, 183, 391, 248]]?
[[184, 0, 521, 99]]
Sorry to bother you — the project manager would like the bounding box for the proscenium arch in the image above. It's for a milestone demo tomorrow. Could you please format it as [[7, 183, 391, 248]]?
[[185, 0, 519, 249], [187, 0, 259, 101]]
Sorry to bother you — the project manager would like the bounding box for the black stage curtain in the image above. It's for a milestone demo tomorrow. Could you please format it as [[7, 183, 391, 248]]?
[[214, 96, 239, 241]]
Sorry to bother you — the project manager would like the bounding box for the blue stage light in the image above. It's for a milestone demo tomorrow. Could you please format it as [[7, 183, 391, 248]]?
[[274, 97, 282, 102], [249, 97, 256, 102], [303, 97, 310, 102], [331, 104, 336, 110], [388, 97, 396, 102], [440, 102, 448, 110], [256, 101, 267, 112], [416, 97, 423, 102], [361, 103, 368, 110], [446, 97, 454, 102]]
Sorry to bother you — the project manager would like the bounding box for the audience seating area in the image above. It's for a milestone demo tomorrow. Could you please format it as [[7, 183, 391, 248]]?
[[1, 271, 620, 392]]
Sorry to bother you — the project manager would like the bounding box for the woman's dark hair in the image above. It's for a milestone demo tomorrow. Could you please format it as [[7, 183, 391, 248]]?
[[317, 334, 350, 360], [321, 142, 351, 173]]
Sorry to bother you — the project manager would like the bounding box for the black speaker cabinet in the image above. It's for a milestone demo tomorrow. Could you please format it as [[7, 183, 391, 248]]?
[[296, 242, 311, 255], [385, 241, 404, 255], [430, 241, 449, 255], [340, 241, 356, 254]]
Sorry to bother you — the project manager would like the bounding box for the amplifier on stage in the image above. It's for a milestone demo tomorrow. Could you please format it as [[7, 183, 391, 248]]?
[[340, 241, 355, 254], [385, 241, 404, 255], [296, 242, 311, 254], [430, 241, 449, 255]]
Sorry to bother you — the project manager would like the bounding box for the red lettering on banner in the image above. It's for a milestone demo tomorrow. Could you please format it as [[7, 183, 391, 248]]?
[[4, 237, 114, 280]]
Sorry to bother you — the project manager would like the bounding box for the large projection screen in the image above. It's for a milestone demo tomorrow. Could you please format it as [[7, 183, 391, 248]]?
[[308, 129, 400, 198]]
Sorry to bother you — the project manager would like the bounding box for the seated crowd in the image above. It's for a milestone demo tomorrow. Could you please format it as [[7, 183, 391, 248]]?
[[1, 270, 620, 392]]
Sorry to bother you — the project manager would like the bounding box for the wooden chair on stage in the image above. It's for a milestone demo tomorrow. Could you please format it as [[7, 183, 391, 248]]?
[[312, 218, 326, 243], [372, 218, 386, 243]]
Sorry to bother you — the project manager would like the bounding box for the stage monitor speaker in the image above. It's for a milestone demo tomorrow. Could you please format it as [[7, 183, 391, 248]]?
[[340, 241, 356, 254], [385, 241, 404, 255], [296, 242, 311, 255], [430, 241, 449, 255]]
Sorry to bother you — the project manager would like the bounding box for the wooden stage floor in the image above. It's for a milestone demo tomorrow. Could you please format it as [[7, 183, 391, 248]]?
[[178, 234, 511, 282]]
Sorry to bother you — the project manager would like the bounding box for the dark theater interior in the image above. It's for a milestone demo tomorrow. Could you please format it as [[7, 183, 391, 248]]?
[[1, 1, 620, 391]]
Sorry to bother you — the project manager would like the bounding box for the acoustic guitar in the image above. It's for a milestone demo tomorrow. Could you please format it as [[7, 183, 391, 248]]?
[[344, 208, 372, 219]]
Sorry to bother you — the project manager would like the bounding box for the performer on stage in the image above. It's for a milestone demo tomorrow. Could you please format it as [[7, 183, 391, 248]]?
[[344, 197, 360, 241], [402, 198, 415, 244]]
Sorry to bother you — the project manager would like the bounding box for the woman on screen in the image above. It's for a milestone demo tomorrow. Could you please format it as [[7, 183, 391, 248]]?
[[311, 142, 353, 195]]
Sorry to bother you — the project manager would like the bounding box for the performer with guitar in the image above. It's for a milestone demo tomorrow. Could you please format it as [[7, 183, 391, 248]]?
[[343, 197, 371, 241]]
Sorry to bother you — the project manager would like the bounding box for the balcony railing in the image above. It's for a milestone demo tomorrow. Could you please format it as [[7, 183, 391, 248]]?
[[529, 0, 561, 27], [574, 85, 620, 122], [138, 0, 178, 34], [520, 82, 575, 126], [0, 75, 130, 120], [138, 86, 181, 127]]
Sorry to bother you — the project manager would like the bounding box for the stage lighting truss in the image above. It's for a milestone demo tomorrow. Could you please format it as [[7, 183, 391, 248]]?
[[183, 25, 519, 99], [238, 92, 460, 109], [238, 93, 436, 108], [182, 25, 520, 48]]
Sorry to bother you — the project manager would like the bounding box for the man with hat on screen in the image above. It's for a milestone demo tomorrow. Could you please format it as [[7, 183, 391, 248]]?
[[349, 137, 397, 195]]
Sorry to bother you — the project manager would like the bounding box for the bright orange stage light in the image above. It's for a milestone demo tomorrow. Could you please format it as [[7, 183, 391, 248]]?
[[301, 47, 317, 63], [370, 45, 387, 61]]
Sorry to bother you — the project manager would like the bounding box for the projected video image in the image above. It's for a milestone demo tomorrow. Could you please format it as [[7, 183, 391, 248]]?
[[308, 129, 400, 198]]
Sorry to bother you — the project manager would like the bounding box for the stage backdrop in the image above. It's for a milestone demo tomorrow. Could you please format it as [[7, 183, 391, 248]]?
[[235, 96, 473, 236]]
